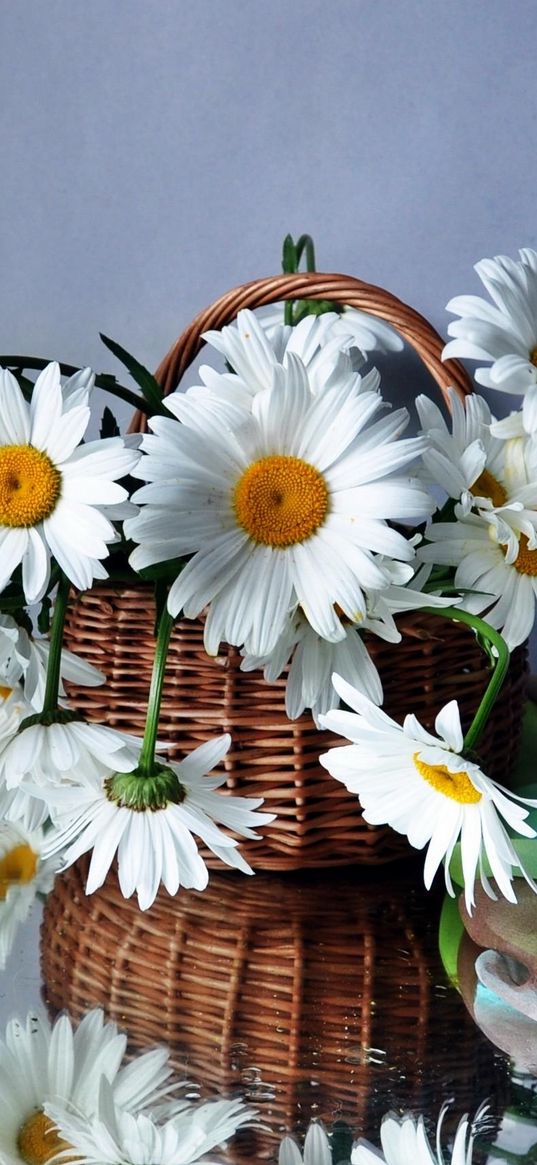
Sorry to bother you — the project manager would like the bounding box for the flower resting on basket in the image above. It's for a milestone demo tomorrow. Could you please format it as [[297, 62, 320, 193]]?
[[0, 577, 274, 913], [0, 1005, 256, 1165], [320, 646, 537, 913]]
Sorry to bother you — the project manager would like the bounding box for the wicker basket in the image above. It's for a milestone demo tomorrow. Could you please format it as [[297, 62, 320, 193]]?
[[41, 861, 508, 1154], [62, 273, 528, 869]]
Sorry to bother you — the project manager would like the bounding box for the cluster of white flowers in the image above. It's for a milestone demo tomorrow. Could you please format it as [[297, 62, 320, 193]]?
[[414, 248, 537, 650], [0, 363, 274, 950], [126, 307, 450, 726], [2, 256, 537, 935], [0, 1007, 255, 1165]]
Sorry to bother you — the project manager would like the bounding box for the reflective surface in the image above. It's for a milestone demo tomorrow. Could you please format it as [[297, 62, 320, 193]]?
[[12, 857, 535, 1161]]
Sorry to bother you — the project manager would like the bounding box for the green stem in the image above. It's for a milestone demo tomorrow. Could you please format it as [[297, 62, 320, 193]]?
[[281, 232, 317, 326], [1, 357, 149, 414], [423, 605, 510, 753], [41, 572, 71, 715], [284, 300, 294, 326], [137, 604, 175, 777], [295, 233, 316, 271]]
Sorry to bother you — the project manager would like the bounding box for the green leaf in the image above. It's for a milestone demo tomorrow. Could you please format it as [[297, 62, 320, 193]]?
[[37, 596, 52, 635], [100, 334, 164, 414], [293, 298, 343, 322], [331, 1122, 353, 1165], [438, 893, 464, 987], [282, 234, 297, 274], [135, 557, 186, 583], [100, 406, 120, 439]]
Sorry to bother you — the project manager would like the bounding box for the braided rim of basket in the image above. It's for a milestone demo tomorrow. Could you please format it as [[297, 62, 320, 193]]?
[[130, 272, 473, 430]]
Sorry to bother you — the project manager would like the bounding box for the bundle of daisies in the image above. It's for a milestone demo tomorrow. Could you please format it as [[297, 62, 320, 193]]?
[[1, 239, 537, 962], [0, 1005, 256, 1165]]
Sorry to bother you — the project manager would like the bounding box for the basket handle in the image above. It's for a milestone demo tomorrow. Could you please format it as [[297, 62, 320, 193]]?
[[130, 272, 472, 432]]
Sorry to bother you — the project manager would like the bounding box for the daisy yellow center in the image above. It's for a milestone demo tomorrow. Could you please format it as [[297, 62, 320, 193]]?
[[0, 684, 13, 700], [0, 445, 61, 528], [530, 345, 537, 368], [233, 455, 329, 547], [413, 753, 482, 804], [0, 843, 38, 899], [510, 534, 537, 576], [17, 1111, 75, 1165], [471, 469, 507, 508]]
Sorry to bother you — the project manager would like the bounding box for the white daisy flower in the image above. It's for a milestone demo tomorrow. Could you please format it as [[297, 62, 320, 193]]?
[[47, 1078, 255, 1165], [255, 301, 405, 358], [443, 248, 537, 395], [0, 696, 53, 829], [127, 355, 431, 657], [319, 675, 537, 912], [279, 1122, 331, 1165], [242, 610, 383, 727], [0, 362, 139, 602], [351, 1108, 478, 1165], [0, 822, 59, 969], [0, 714, 139, 792], [58, 364, 96, 408], [0, 612, 105, 710], [199, 307, 387, 407], [0, 615, 24, 690], [241, 560, 458, 727], [0, 1008, 175, 1165], [490, 383, 537, 443], [415, 389, 499, 514], [418, 511, 537, 649], [417, 388, 537, 558], [39, 735, 275, 910]]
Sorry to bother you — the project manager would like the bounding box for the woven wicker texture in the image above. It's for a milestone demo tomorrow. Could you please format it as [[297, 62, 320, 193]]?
[[63, 589, 528, 870], [41, 862, 508, 1156], [63, 271, 528, 868]]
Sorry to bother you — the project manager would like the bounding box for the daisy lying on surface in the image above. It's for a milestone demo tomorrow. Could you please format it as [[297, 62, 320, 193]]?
[[320, 674, 537, 913], [0, 1007, 256, 1165], [280, 1106, 484, 1165]]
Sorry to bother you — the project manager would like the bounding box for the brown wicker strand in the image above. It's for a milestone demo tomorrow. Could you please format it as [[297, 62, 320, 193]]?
[[129, 272, 471, 431]]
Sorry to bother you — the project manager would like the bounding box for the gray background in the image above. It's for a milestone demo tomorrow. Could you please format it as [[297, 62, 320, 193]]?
[[1, 1, 536, 1016], [1, 0, 536, 407]]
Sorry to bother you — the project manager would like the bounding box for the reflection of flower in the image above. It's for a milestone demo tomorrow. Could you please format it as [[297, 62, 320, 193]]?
[[40, 735, 275, 910], [443, 249, 537, 396], [0, 1009, 175, 1165], [0, 822, 59, 969], [320, 676, 537, 912], [0, 362, 138, 601], [127, 353, 430, 657], [351, 1109, 478, 1165], [47, 1080, 256, 1165], [279, 1121, 332, 1165]]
